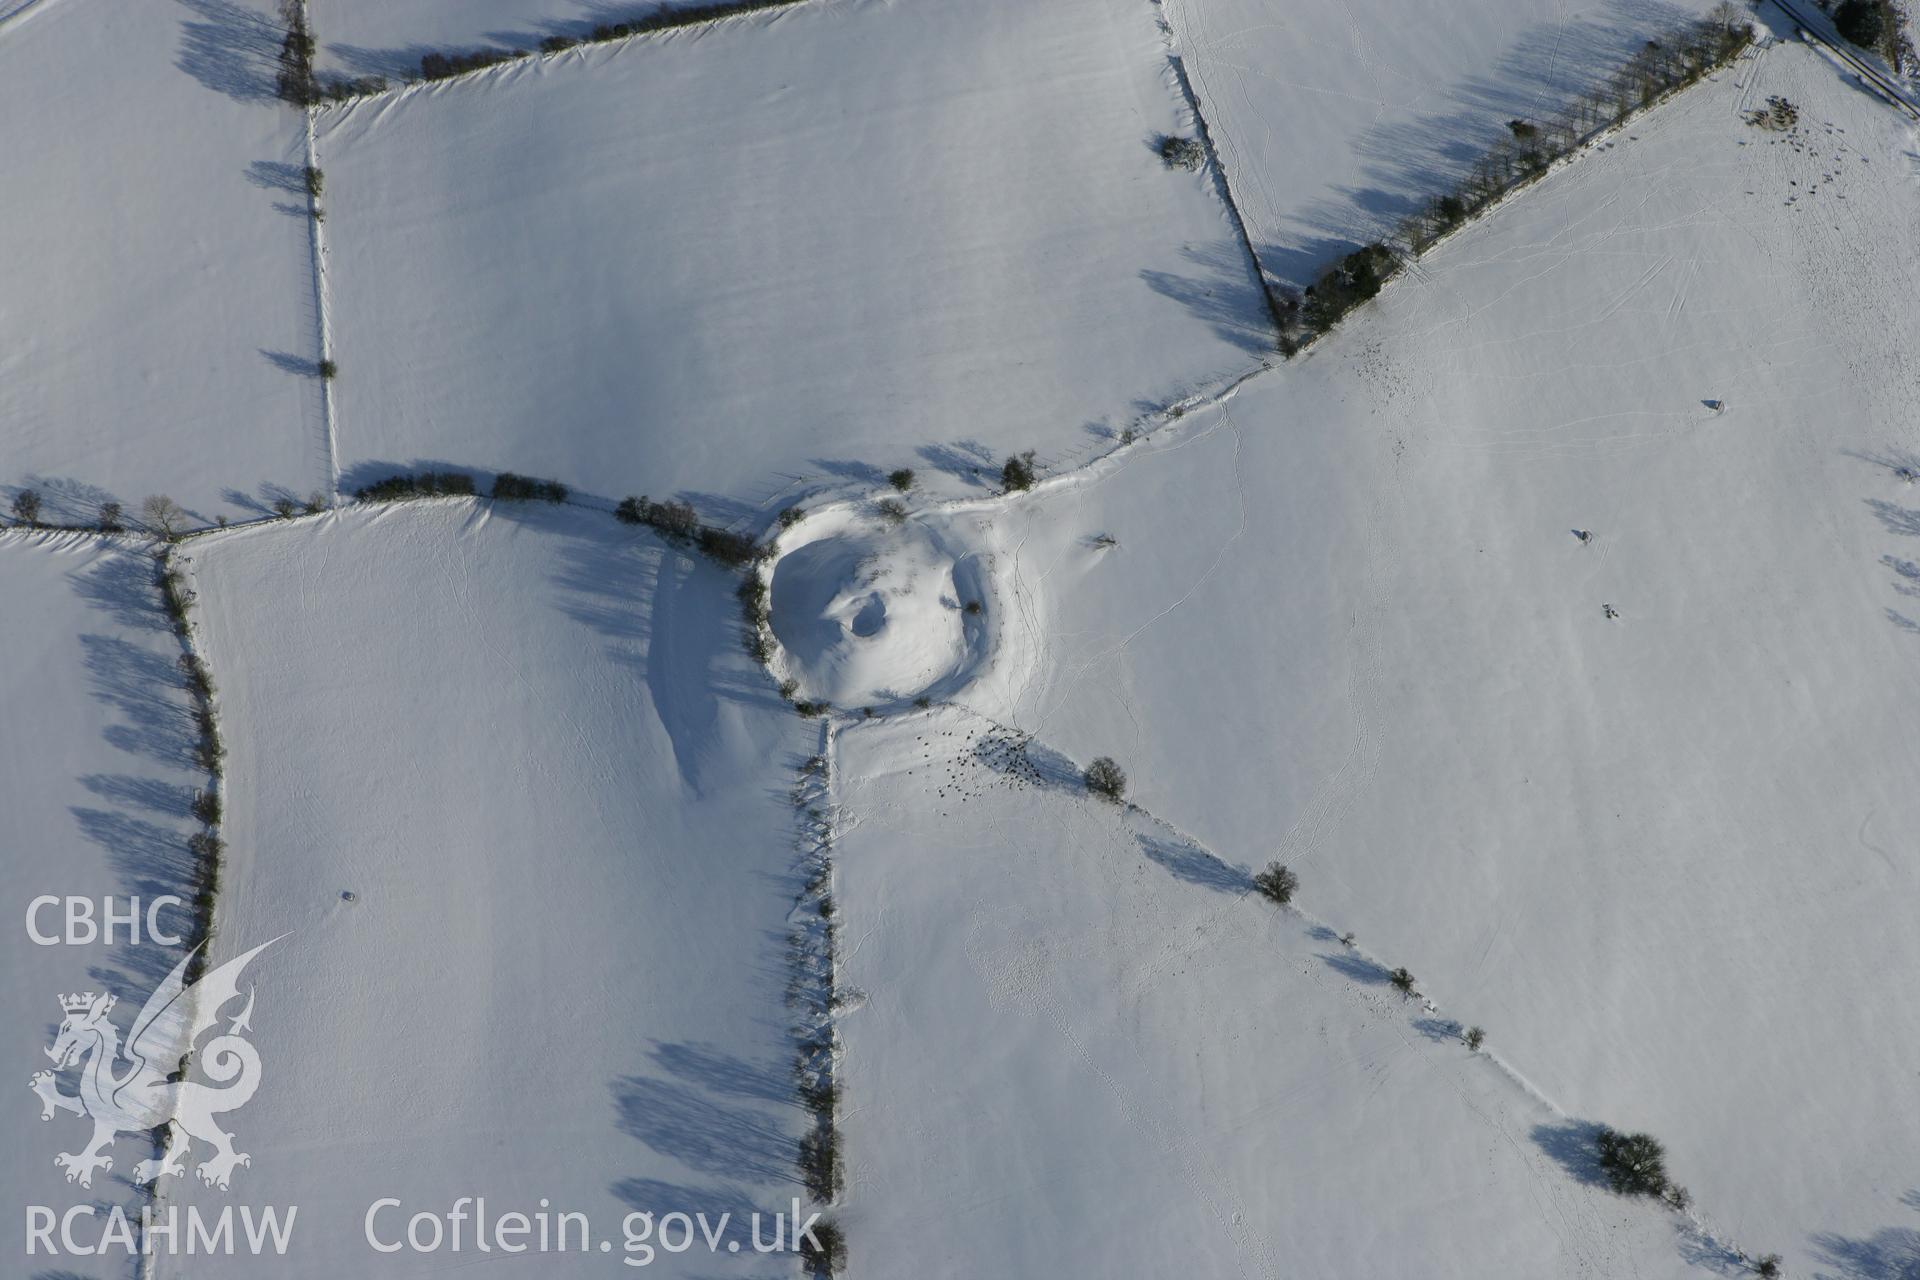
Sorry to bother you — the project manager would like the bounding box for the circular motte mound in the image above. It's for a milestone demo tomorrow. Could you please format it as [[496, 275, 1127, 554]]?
[[768, 509, 987, 709]]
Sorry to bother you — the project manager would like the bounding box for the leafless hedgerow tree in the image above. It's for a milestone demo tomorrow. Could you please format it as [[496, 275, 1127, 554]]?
[[141, 495, 187, 541]]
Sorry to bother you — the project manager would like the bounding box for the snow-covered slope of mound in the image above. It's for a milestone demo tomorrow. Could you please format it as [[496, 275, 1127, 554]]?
[[314, 0, 1269, 508], [0, 534, 208, 1257], [768, 505, 993, 710], [161, 502, 815, 1276], [961, 40, 1920, 1272], [0, 0, 323, 525], [832, 713, 1712, 1280]]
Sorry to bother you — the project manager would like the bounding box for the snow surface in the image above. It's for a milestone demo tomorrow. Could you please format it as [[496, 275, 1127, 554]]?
[[0, 0, 326, 526], [831, 712, 1711, 1280], [157, 501, 817, 1275], [0, 533, 206, 1264], [313, 0, 1269, 512], [1165, 0, 1727, 286], [7, 2, 1920, 1276], [938, 39, 1920, 1274]]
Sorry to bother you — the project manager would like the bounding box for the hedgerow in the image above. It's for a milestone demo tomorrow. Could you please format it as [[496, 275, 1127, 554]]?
[[353, 472, 477, 503], [1282, 6, 1753, 350], [490, 473, 568, 503]]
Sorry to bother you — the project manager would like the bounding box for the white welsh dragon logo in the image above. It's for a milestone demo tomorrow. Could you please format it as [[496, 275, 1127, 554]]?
[[28, 938, 281, 1191]]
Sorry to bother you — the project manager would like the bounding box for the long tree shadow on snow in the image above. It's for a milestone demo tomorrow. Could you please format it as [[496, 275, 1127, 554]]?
[[1528, 1118, 1610, 1188], [58, 550, 206, 1047], [651, 1041, 793, 1107], [1808, 1222, 1920, 1279], [245, 160, 313, 219], [610, 1041, 802, 1258], [77, 634, 197, 766], [175, 0, 283, 103], [9, 475, 125, 530], [1319, 950, 1393, 986], [1256, 0, 1700, 287], [916, 439, 998, 489], [1867, 497, 1920, 539], [68, 553, 169, 636], [1141, 239, 1277, 357], [1410, 1016, 1465, 1043], [1137, 832, 1253, 894], [1857, 467, 1920, 637], [612, 1076, 797, 1186]]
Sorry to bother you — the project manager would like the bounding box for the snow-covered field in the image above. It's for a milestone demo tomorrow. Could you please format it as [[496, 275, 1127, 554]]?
[[0, 533, 206, 1262], [831, 713, 1711, 1279], [7, 0, 1920, 1276], [157, 501, 816, 1275], [898, 37, 1920, 1274], [314, 0, 1268, 510], [0, 0, 324, 526], [1165, 0, 1727, 285]]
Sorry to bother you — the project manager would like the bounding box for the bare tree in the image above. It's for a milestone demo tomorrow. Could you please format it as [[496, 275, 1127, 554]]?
[[10, 489, 42, 527], [276, 0, 317, 105], [141, 495, 187, 540]]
